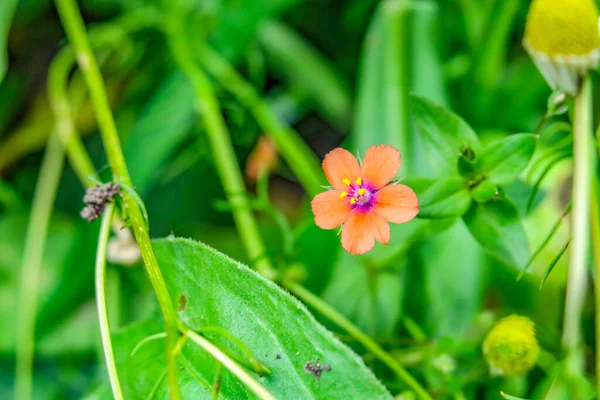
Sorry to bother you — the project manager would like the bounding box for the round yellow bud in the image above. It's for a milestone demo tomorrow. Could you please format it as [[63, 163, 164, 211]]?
[[525, 0, 600, 56], [523, 0, 600, 94], [482, 315, 540, 375]]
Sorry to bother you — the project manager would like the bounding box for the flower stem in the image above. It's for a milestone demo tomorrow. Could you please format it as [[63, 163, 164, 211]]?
[[53, 0, 181, 397], [562, 77, 593, 371], [283, 280, 432, 400], [165, 18, 276, 279], [14, 131, 65, 400], [180, 324, 276, 400], [95, 202, 124, 400], [196, 44, 324, 197]]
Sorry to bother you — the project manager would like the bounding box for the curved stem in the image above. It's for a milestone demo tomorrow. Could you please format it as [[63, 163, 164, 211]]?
[[283, 280, 432, 400], [95, 202, 124, 400], [48, 47, 96, 186], [181, 325, 276, 400], [52, 1, 181, 397], [196, 44, 324, 197], [14, 132, 65, 400], [165, 18, 276, 279], [562, 78, 593, 372]]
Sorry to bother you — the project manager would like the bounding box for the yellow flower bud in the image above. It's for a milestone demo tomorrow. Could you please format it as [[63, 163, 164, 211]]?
[[523, 0, 600, 94], [482, 315, 540, 375]]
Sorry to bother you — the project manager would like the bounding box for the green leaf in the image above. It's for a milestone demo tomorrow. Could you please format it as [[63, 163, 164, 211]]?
[[471, 180, 498, 203], [477, 134, 537, 186], [0, 0, 17, 84], [352, 1, 447, 176], [410, 94, 481, 175], [500, 391, 529, 400], [138, 237, 394, 399], [416, 177, 471, 219], [124, 73, 196, 196], [462, 197, 530, 268]]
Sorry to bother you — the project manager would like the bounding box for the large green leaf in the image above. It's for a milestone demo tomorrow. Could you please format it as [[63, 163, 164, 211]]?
[[410, 94, 482, 176], [126, 238, 393, 399], [352, 1, 446, 176], [124, 73, 196, 196], [462, 197, 529, 268], [477, 133, 537, 186], [0, 0, 17, 84]]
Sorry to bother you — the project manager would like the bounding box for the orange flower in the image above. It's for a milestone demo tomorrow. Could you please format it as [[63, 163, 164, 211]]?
[[311, 145, 419, 255]]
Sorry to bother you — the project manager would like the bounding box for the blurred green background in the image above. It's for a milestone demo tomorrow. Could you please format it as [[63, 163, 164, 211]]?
[[0, 0, 594, 398]]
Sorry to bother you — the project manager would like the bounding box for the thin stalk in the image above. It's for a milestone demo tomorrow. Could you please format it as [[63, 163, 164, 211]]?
[[593, 183, 600, 392], [562, 78, 593, 372], [181, 325, 276, 400], [592, 96, 600, 395], [165, 18, 276, 279], [48, 47, 96, 186], [53, 0, 181, 397], [283, 280, 432, 400], [14, 132, 65, 400], [95, 202, 124, 400], [196, 44, 324, 197]]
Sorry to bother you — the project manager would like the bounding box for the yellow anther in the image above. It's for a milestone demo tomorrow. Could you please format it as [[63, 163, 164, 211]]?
[[342, 178, 351, 186], [358, 188, 366, 196], [350, 198, 356, 205], [356, 177, 363, 186], [340, 191, 348, 199]]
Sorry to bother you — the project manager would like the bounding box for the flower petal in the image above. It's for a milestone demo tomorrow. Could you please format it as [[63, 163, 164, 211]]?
[[370, 212, 390, 245], [361, 145, 401, 189], [322, 148, 362, 189], [341, 211, 375, 255], [374, 184, 419, 224], [311, 190, 351, 229]]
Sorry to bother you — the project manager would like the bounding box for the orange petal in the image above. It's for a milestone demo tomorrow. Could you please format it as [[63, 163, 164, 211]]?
[[311, 190, 351, 229], [370, 212, 390, 245], [322, 148, 362, 189], [361, 145, 401, 189], [374, 184, 419, 224], [341, 212, 375, 255]]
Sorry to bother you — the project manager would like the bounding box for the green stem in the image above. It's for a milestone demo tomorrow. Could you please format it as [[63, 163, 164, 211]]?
[[53, 1, 181, 398], [48, 47, 96, 186], [180, 324, 276, 400], [593, 183, 600, 393], [562, 78, 593, 371], [14, 132, 65, 400], [196, 44, 324, 197], [165, 19, 275, 278], [283, 280, 432, 400], [95, 202, 124, 400]]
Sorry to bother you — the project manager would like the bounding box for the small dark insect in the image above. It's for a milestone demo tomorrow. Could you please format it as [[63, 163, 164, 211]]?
[[304, 358, 329, 380], [80, 182, 121, 222], [276, 354, 281, 359]]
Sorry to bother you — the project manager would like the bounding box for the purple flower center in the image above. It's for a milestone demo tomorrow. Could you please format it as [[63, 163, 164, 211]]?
[[342, 178, 377, 213]]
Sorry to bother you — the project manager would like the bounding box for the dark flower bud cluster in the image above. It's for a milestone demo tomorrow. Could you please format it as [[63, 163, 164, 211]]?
[[80, 182, 121, 222]]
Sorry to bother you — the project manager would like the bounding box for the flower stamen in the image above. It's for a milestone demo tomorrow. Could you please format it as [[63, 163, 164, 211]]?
[[342, 178, 351, 186], [356, 177, 363, 186], [340, 191, 348, 199], [350, 198, 356, 205]]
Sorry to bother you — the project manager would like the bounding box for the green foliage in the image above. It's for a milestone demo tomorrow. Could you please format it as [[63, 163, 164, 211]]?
[[116, 237, 394, 399], [0, 0, 17, 84], [0, 0, 592, 398], [463, 197, 530, 268]]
